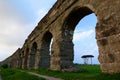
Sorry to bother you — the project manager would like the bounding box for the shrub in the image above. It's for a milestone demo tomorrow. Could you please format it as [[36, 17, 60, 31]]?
[[1, 64, 8, 69]]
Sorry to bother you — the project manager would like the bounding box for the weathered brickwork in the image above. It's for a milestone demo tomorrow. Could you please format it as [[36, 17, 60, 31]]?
[[1, 0, 120, 73]]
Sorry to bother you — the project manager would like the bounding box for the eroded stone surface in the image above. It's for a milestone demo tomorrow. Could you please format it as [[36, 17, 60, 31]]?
[[1, 0, 120, 73]]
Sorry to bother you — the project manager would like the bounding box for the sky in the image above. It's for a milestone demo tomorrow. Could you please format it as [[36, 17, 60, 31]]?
[[73, 14, 99, 64], [0, 0, 99, 64]]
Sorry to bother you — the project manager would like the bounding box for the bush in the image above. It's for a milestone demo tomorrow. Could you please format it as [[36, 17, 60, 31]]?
[[1, 64, 8, 69]]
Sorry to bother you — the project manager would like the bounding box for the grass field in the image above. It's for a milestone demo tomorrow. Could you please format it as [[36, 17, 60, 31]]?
[[1, 65, 120, 80], [28, 65, 120, 80], [0, 68, 45, 80]]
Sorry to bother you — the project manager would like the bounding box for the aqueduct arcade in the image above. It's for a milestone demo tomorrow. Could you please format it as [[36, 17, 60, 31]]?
[[2, 0, 120, 74]]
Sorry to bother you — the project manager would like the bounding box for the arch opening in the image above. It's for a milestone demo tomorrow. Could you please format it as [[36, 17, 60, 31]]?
[[29, 42, 37, 68], [73, 13, 99, 65], [39, 31, 53, 68], [18, 53, 22, 68], [21, 51, 24, 68], [63, 7, 93, 32], [62, 7, 99, 69], [24, 48, 29, 68]]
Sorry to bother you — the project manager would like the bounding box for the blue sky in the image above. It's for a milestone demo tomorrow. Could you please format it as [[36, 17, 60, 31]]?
[[73, 14, 99, 64], [0, 0, 99, 64]]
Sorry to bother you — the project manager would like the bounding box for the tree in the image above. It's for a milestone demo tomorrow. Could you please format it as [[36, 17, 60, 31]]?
[[81, 55, 94, 65]]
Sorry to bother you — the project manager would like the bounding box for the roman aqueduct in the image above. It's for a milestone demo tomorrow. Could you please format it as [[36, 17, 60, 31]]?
[[1, 0, 120, 73]]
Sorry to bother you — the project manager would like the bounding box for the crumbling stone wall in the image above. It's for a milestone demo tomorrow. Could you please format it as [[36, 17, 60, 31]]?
[[0, 48, 21, 68], [1, 0, 120, 73]]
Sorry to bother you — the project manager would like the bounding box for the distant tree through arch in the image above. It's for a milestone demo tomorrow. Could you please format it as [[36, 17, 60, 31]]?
[[81, 55, 94, 65]]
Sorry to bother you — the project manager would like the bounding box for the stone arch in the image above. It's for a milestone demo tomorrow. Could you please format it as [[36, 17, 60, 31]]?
[[59, 6, 98, 69], [29, 42, 37, 68], [39, 31, 53, 68], [3, 0, 120, 74], [18, 53, 22, 68], [63, 6, 96, 32], [21, 51, 24, 68], [24, 47, 29, 68]]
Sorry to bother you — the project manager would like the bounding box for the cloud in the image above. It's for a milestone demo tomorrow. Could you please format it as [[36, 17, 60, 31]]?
[[36, 8, 48, 21], [0, 1, 35, 61], [73, 29, 94, 41], [73, 29, 99, 64], [29, 0, 57, 8], [74, 44, 99, 64]]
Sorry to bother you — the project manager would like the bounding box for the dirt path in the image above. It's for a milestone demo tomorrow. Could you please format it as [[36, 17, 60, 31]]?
[[28, 72, 62, 80]]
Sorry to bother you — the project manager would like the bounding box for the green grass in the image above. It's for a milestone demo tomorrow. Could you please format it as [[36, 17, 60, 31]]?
[[1, 65, 120, 80], [0, 68, 45, 80], [27, 65, 120, 80]]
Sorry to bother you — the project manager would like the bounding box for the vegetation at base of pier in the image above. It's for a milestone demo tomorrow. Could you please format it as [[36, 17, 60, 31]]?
[[0, 68, 45, 80], [28, 65, 120, 80], [0, 64, 9, 69]]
